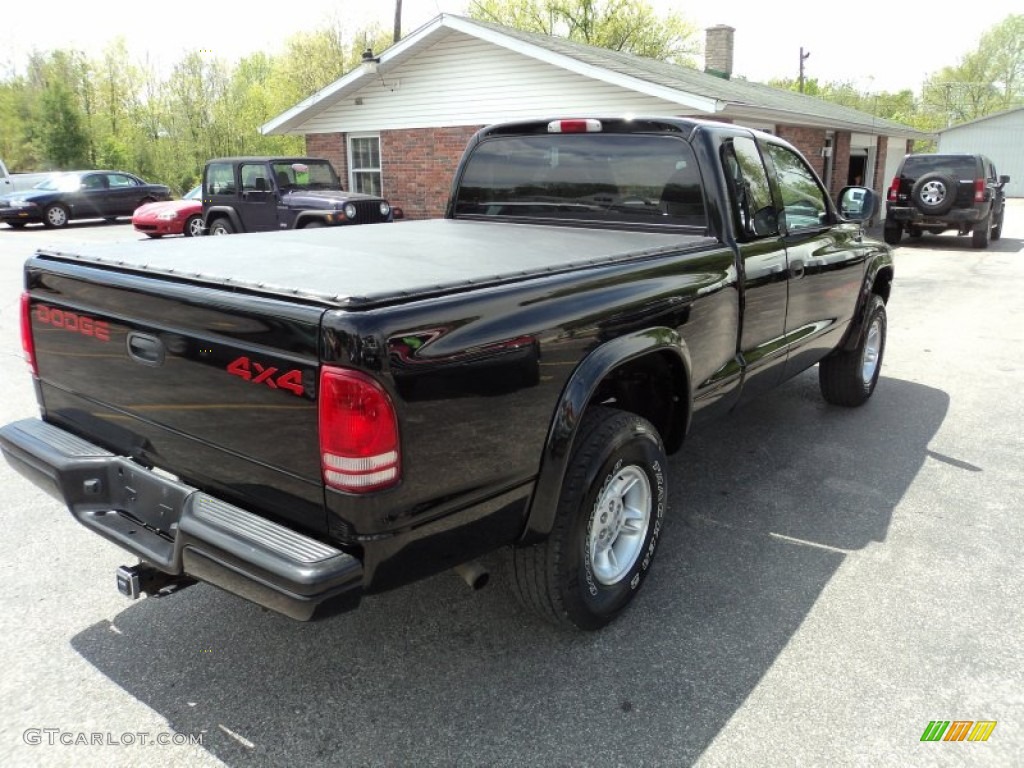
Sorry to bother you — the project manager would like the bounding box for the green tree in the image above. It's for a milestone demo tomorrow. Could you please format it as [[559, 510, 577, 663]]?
[[920, 14, 1023, 127], [39, 81, 89, 168], [469, 0, 700, 65]]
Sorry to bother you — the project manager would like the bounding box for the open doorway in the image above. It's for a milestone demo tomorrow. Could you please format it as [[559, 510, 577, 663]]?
[[848, 152, 867, 186]]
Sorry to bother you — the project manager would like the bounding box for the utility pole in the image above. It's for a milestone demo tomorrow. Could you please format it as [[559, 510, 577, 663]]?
[[394, 0, 403, 43], [799, 47, 810, 93]]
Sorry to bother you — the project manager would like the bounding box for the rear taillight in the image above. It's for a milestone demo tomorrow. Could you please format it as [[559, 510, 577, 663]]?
[[974, 179, 986, 202], [887, 177, 900, 202], [318, 366, 400, 493], [20, 293, 37, 376]]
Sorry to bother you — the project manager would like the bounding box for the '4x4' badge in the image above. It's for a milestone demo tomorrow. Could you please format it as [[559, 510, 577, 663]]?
[[227, 356, 304, 397]]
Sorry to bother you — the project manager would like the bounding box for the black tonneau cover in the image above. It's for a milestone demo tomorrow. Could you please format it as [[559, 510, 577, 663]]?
[[33, 219, 715, 308]]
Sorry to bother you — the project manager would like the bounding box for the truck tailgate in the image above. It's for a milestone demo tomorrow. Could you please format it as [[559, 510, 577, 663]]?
[[25, 255, 327, 534]]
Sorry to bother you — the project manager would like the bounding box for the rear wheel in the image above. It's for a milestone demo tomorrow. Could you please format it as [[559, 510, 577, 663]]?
[[6, 222, 27, 229], [184, 214, 203, 237], [972, 214, 991, 249], [512, 406, 667, 630], [819, 295, 886, 407], [208, 218, 234, 235], [991, 212, 1002, 242], [883, 221, 902, 246], [145, 233, 163, 239]]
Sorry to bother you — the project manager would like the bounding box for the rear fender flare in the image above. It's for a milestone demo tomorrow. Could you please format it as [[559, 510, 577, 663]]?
[[204, 206, 243, 232], [520, 328, 692, 543]]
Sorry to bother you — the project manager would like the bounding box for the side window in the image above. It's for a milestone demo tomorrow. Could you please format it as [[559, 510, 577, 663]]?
[[721, 137, 778, 239], [349, 134, 382, 196], [206, 163, 236, 196], [241, 163, 270, 193], [81, 174, 107, 191], [105, 173, 137, 188], [765, 144, 829, 231]]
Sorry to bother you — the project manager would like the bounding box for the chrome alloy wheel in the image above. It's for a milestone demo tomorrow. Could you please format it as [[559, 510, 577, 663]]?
[[919, 180, 947, 206], [861, 317, 882, 385], [587, 465, 651, 585]]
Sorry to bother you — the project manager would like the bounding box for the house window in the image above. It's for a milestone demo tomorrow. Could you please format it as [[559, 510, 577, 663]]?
[[348, 134, 382, 196]]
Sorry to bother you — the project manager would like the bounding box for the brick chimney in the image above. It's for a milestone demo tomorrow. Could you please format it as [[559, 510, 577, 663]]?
[[704, 25, 735, 80]]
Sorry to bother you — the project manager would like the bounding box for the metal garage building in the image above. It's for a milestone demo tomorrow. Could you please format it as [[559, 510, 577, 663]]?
[[938, 107, 1024, 198]]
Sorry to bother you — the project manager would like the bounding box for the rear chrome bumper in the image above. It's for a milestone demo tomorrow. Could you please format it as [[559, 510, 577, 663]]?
[[0, 418, 362, 621]]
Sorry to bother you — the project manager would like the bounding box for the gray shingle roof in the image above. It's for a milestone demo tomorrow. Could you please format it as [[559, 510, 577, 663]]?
[[460, 15, 929, 139]]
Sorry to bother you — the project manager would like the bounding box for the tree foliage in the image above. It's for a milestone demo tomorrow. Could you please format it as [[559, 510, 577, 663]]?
[[0, 22, 390, 193], [0, 11, 1020, 187], [469, 0, 700, 65], [920, 14, 1023, 128]]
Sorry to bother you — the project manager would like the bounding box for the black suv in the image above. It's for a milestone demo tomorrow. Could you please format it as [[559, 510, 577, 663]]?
[[884, 153, 1009, 249], [202, 157, 396, 235]]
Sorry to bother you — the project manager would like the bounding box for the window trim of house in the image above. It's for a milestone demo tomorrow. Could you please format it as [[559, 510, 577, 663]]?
[[347, 132, 382, 196]]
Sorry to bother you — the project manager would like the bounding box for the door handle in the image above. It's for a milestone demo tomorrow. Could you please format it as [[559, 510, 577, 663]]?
[[789, 259, 805, 279], [126, 333, 165, 366]]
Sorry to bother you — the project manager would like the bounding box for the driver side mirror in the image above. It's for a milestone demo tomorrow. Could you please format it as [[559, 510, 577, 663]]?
[[999, 175, 1010, 185]]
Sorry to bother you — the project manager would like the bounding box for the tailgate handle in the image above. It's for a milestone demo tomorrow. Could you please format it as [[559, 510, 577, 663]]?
[[127, 333, 165, 366]]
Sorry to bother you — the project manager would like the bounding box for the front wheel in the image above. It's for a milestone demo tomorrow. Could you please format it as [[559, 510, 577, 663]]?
[[43, 204, 69, 228], [512, 406, 667, 630], [819, 295, 887, 407]]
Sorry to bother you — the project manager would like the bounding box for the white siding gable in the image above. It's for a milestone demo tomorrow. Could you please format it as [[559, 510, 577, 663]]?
[[939, 110, 1024, 198], [295, 31, 707, 135]]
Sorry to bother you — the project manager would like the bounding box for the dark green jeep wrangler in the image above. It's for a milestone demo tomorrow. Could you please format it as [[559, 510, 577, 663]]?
[[202, 157, 397, 235]]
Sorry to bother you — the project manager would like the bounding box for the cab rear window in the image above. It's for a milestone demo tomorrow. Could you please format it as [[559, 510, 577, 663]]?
[[454, 134, 707, 229]]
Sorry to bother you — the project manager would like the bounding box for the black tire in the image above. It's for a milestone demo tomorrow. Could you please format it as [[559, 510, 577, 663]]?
[[183, 214, 203, 237], [908, 226, 922, 238], [819, 295, 886, 407], [43, 203, 69, 228], [972, 214, 990, 249], [911, 173, 957, 216], [301, 220, 325, 229], [6, 222, 27, 229], [883, 221, 902, 246], [991, 212, 1002, 242], [145, 233, 163, 239], [208, 218, 234, 235], [512, 406, 667, 630]]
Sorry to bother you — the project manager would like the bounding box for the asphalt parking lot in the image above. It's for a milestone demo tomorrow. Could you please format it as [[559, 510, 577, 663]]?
[[0, 206, 1022, 767]]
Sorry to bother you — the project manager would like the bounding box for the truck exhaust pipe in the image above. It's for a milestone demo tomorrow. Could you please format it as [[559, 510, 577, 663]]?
[[453, 561, 490, 591]]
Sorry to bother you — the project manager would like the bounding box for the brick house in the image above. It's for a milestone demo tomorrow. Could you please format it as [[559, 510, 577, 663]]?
[[263, 15, 929, 220]]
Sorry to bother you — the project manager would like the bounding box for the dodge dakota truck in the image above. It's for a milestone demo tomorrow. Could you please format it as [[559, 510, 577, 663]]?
[[1, 117, 891, 631]]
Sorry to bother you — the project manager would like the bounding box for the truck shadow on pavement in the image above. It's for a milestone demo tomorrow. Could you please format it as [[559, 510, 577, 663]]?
[[71, 372, 949, 767]]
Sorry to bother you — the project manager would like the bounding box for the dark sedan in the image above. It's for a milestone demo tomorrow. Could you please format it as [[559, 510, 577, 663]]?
[[0, 171, 172, 229]]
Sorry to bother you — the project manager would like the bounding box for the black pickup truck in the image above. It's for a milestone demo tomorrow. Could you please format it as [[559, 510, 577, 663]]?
[[1, 118, 891, 631]]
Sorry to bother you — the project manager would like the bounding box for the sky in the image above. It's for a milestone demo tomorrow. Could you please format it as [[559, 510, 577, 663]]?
[[3, 1, 1019, 94]]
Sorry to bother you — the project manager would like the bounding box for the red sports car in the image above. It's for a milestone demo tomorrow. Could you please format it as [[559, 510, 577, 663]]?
[[132, 185, 203, 238]]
